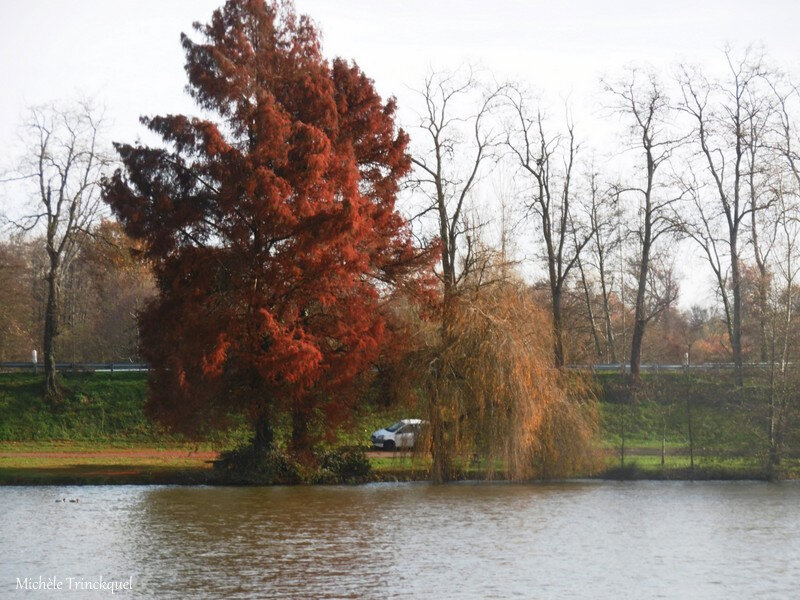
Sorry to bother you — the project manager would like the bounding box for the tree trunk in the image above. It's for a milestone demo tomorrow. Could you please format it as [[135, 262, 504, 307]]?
[[552, 290, 565, 368], [629, 249, 649, 382], [748, 141, 770, 366], [770, 278, 794, 473], [619, 402, 626, 468], [768, 386, 778, 470], [773, 392, 786, 474], [757, 269, 769, 364], [431, 284, 456, 484], [429, 402, 451, 484], [686, 373, 695, 477], [630, 155, 653, 382], [730, 243, 744, 388], [290, 407, 314, 467], [43, 264, 60, 399], [578, 257, 603, 360], [253, 410, 275, 453], [629, 319, 645, 381], [599, 265, 618, 364]]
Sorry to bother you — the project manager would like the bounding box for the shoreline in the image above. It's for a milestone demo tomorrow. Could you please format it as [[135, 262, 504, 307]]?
[[1, 442, 791, 486], [0, 466, 785, 486]]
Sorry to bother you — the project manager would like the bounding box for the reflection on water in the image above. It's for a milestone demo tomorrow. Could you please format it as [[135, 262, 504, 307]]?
[[2, 481, 800, 598]]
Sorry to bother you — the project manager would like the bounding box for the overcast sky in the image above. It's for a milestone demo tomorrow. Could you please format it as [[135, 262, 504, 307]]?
[[2, 0, 799, 306]]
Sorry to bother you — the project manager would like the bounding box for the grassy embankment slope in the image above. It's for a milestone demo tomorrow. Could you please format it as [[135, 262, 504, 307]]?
[[0, 372, 412, 484], [596, 369, 800, 480], [0, 372, 224, 484], [0, 370, 796, 483]]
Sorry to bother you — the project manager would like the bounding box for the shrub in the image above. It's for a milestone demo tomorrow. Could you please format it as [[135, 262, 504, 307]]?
[[315, 445, 373, 484], [213, 444, 301, 485]]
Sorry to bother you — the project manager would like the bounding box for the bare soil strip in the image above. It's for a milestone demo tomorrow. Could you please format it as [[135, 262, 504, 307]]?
[[0, 450, 219, 460]]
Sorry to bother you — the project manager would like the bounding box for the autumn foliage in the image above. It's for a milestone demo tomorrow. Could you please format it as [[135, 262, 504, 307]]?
[[420, 282, 599, 482], [102, 0, 431, 460]]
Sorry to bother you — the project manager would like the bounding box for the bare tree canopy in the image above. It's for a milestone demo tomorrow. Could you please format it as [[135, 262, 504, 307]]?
[[408, 67, 506, 306], [604, 69, 684, 382], [677, 49, 773, 386], [504, 88, 595, 367], [1, 101, 109, 398]]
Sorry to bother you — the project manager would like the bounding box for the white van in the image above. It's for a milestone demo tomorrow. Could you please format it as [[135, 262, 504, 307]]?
[[370, 419, 426, 451]]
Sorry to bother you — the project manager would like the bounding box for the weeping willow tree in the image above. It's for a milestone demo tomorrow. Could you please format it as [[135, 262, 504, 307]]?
[[422, 282, 599, 482]]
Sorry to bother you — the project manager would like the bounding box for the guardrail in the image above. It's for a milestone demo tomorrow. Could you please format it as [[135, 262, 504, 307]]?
[[0, 362, 149, 373], [571, 362, 773, 372], [0, 361, 776, 375]]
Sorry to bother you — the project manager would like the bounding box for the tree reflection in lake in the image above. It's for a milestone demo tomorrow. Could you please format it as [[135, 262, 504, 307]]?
[[2, 481, 800, 598]]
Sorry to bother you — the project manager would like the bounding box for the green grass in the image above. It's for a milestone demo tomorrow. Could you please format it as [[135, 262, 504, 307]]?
[[0, 372, 156, 442], [596, 371, 790, 454], [0, 372, 247, 446], [593, 370, 796, 480], [0, 451, 216, 485], [596, 454, 800, 481], [0, 370, 796, 483], [0, 372, 419, 484], [0, 464, 213, 486]]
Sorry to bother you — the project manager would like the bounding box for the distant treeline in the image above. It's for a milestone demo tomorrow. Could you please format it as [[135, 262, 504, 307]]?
[[0, 219, 772, 369], [0, 220, 153, 364]]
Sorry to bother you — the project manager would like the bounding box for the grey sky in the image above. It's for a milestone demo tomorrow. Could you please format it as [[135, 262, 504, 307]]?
[[3, 1, 798, 143], [2, 0, 799, 306]]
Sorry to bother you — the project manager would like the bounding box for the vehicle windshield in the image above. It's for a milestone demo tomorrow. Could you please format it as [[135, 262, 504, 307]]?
[[385, 421, 404, 432]]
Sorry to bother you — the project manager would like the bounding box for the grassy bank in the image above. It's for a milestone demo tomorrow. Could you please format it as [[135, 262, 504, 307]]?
[[4, 448, 792, 485], [0, 372, 172, 443], [0, 444, 216, 485], [0, 370, 796, 484]]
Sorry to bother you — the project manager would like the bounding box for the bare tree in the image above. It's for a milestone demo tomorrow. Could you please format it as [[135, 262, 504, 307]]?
[[749, 178, 779, 364], [746, 89, 779, 363], [1, 102, 108, 398], [678, 50, 768, 386], [763, 185, 800, 470], [584, 171, 622, 363], [574, 235, 603, 360], [771, 78, 800, 189], [571, 171, 622, 362], [408, 68, 505, 483], [505, 90, 594, 367], [605, 69, 682, 381], [767, 79, 800, 468], [409, 68, 505, 315]]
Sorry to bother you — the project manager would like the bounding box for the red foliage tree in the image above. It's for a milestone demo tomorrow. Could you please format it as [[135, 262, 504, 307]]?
[[103, 0, 430, 461]]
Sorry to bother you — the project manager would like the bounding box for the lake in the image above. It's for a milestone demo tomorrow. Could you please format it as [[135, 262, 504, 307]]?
[[2, 481, 799, 598]]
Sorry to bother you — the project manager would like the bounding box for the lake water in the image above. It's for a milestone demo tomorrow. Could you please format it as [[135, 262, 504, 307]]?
[[2, 481, 799, 598]]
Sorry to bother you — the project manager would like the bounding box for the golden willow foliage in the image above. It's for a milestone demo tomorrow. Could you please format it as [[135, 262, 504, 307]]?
[[421, 282, 599, 482]]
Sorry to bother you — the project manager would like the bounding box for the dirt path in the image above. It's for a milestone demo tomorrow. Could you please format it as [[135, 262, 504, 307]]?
[[0, 448, 409, 460], [0, 449, 219, 460]]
